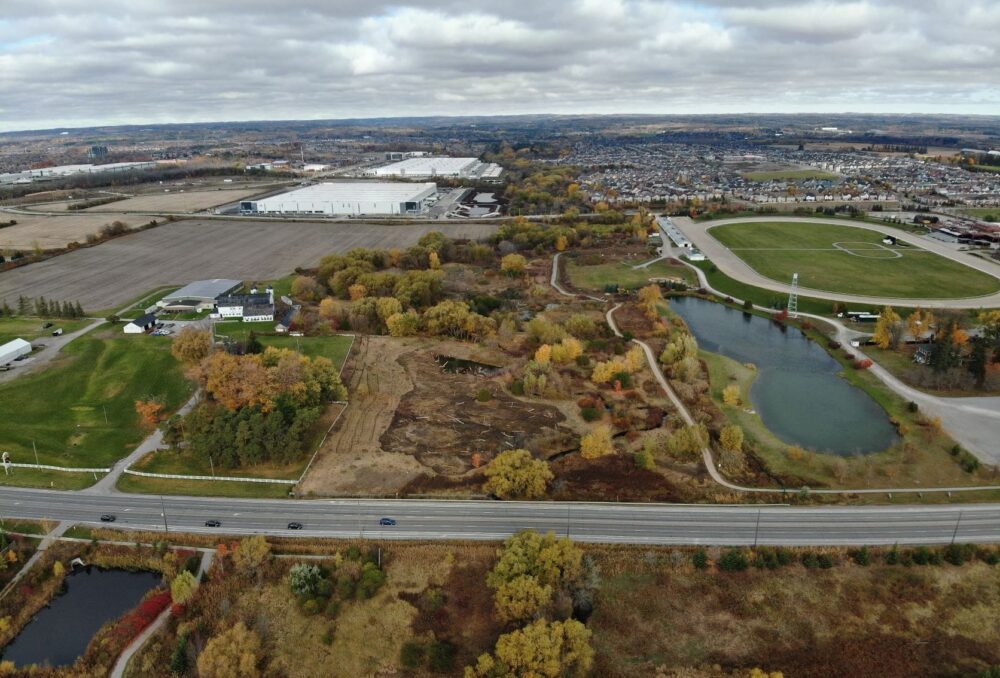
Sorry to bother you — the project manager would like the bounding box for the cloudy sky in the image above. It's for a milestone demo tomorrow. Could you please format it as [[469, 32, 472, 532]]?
[[0, 0, 998, 132]]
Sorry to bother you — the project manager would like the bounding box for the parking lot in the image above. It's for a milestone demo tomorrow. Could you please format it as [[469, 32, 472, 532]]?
[[0, 219, 498, 311]]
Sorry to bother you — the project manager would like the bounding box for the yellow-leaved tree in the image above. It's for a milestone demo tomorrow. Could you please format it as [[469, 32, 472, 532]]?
[[197, 622, 261, 678], [580, 425, 613, 459], [483, 449, 553, 500]]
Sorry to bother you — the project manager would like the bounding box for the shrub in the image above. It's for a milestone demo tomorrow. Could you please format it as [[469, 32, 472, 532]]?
[[301, 598, 319, 615], [800, 552, 820, 569], [944, 543, 975, 566], [850, 547, 871, 566], [580, 407, 600, 422], [400, 641, 426, 669], [907, 401, 919, 413], [428, 640, 457, 673], [692, 549, 709, 570], [633, 450, 654, 470], [476, 388, 493, 402], [817, 554, 834, 569], [912, 547, 932, 565], [718, 549, 748, 572]]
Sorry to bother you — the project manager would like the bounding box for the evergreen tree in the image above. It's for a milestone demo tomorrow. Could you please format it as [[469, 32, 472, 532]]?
[[169, 634, 188, 674], [245, 330, 263, 355], [17, 295, 29, 315], [74, 301, 85, 318], [1, 301, 11, 317], [930, 321, 957, 373], [36, 296, 47, 316], [968, 338, 988, 390]]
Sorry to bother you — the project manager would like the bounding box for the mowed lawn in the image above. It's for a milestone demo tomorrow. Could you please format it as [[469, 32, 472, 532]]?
[[213, 321, 353, 369], [0, 331, 192, 469], [0, 316, 91, 345], [710, 221, 1000, 298], [567, 257, 696, 291]]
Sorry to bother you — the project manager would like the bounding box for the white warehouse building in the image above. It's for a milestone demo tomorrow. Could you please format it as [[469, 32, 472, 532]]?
[[240, 182, 438, 216], [364, 157, 502, 180]]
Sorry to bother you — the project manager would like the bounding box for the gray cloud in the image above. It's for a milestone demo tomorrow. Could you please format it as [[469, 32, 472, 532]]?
[[0, 0, 997, 131]]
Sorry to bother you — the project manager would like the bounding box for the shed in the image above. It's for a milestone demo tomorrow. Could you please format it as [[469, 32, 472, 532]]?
[[0, 338, 32, 365], [123, 313, 157, 334]]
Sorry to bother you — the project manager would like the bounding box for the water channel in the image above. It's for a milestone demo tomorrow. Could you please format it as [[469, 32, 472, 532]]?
[[1, 568, 162, 668], [668, 296, 899, 454]]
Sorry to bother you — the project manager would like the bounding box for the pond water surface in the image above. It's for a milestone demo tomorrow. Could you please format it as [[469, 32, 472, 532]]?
[[1, 568, 162, 668], [668, 296, 898, 455]]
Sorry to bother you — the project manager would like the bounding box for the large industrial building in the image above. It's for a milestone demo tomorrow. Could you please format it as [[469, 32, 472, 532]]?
[[239, 182, 438, 216], [364, 157, 502, 180]]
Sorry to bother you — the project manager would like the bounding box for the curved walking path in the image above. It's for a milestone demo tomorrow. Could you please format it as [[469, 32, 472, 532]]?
[[672, 215, 1000, 309], [550, 251, 606, 302]]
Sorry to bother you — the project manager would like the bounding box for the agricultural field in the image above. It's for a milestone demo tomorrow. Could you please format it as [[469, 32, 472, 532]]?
[[0, 327, 191, 472], [565, 251, 696, 292], [0, 219, 499, 312], [0, 212, 148, 249], [82, 187, 271, 213], [709, 221, 1000, 298], [741, 168, 839, 181]]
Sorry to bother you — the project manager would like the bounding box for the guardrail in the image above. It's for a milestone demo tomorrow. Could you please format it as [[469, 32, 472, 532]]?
[[122, 469, 293, 484], [4, 463, 110, 473]]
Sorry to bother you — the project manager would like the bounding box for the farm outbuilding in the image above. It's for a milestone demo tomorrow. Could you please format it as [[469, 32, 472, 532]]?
[[123, 313, 157, 334], [0, 338, 32, 365]]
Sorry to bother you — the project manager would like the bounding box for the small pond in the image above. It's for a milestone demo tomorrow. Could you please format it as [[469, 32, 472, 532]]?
[[1, 568, 162, 668], [435, 355, 501, 376], [668, 296, 899, 455]]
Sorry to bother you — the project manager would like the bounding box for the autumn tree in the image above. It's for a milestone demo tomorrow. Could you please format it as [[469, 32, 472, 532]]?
[[465, 619, 593, 678], [386, 310, 421, 337], [722, 384, 741, 407], [493, 575, 553, 623], [555, 235, 567, 252], [290, 275, 321, 302], [720, 424, 744, 452], [428, 251, 441, 270], [135, 400, 164, 429], [318, 297, 338, 319], [484, 449, 554, 500], [906, 307, 935, 342], [534, 344, 552, 365], [501, 253, 527, 277], [580, 425, 613, 459], [197, 622, 261, 678], [487, 530, 583, 592], [232, 535, 270, 574], [348, 283, 367, 301], [170, 327, 212, 365], [550, 337, 583, 364], [637, 284, 662, 321], [170, 570, 198, 605], [660, 333, 698, 365], [873, 306, 901, 350]]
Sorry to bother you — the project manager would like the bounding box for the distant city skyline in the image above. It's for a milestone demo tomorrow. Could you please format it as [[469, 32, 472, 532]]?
[[1, 0, 998, 133]]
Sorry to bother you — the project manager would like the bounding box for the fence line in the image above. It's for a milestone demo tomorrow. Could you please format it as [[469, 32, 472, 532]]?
[[3, 463, 109, 473], [122, 469, 293, 484]]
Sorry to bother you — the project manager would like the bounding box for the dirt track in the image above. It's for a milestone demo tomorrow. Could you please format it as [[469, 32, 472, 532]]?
[[0, 219, 498, 310]]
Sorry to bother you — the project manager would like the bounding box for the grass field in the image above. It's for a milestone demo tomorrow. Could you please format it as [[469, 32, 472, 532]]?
[[115, 473, 293, 498], [213, 322, 354, 367], [0, 330, 191, 470], [741, 168, 838, 181], [961, 207, 1000, 220], [710, 221, 1000, 298], [566, 257, 696, 291], [0, 316, 90, 344]]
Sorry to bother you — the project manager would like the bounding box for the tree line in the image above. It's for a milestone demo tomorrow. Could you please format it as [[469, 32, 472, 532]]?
[[0, 296, 86, 318]]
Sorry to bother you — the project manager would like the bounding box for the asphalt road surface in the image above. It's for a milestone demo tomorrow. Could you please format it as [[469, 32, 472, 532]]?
[[3, 488, 999, 546]]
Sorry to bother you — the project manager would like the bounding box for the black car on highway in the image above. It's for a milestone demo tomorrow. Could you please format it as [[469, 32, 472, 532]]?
[[100, 514, 116, 522], [204, 520, 221, 527], [287, 522, 303, 530]]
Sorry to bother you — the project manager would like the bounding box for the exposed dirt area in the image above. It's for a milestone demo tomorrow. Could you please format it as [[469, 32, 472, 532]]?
[[298, 336, 578, 497], [0, 219, 499, 311], [0, 212, 148, 249], [83, 188, 270, 213]]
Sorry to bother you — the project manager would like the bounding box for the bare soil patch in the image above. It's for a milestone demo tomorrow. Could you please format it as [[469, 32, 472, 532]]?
[[0, 212, 147, 249]]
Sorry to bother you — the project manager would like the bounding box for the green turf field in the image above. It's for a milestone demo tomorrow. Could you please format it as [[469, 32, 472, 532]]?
[[961, 207, 999, 221], [709, 221, 1000, 299], [0, 331, 192, 469]]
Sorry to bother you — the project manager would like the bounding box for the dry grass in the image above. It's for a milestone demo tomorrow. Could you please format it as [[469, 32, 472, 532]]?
[[0, 212, 148, 249]]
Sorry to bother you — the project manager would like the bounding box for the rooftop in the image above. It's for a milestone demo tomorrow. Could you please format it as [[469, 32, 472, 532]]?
[[250, 182, 437, 204], [162, 279, 242, 302]]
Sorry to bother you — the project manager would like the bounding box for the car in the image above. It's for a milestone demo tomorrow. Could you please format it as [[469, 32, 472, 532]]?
[[204, 519, 221, 527], [100, 514, 116, 522], [287, 522, 303, 530], [378, 517, 397, 526]]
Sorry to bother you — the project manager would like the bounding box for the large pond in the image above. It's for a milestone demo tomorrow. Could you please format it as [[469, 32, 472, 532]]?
[[668, 296, 898, 455], [1, 568, 162, 668]]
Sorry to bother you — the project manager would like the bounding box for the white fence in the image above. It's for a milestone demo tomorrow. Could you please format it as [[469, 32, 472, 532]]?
[[4, 462, 110, 473], [122, 469, 293, 485]]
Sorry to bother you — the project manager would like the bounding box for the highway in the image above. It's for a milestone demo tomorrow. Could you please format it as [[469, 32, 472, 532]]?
[[3, 487, 1000, 546]]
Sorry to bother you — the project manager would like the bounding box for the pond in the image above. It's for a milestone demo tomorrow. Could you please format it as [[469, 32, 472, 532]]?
[[668, 296, 899, 455], [1, 568, 162, 668], [434, 355, 501, 376]]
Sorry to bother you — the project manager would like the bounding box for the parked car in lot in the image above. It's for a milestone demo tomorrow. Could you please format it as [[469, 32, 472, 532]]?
[[100, 514, 116, 522], [378, 517, 397, 526], [287, 522, 303, 530], [204, 519, 221, 528]]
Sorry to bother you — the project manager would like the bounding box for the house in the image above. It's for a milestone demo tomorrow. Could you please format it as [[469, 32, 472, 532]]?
[[123, 313, 157, 334], [0, 338, 32, 366], [275, 306, 300, 333], [215, 287, 275, 322]]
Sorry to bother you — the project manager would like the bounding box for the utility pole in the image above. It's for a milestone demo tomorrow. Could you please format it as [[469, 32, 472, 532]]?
[[951, 510, 963, 545], [160, 495, 169, 533], [565, 505, 571, 539], [753, 510, 762, 548], [32, 441, 39, 466]]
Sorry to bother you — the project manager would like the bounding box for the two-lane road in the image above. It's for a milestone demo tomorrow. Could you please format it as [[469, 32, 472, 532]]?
[[2, 487, 999, 546]]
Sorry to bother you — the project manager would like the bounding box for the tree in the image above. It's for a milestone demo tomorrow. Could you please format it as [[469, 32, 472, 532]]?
[[291, 275, 321, 302], [465, 619, 593, 678], [232, 535, 270, 574], [197, 622, 261, 678], [170, 570, 198, 605], [722, 384, 741, 407], [386, 310, 421, 337], [968, 338, 988, 389], [493, 575, 553, 623], [428, 251, 442, 270], [580, 425, 613, 459], [487, 530, 583, 592], [720, 424, 744, 452], [873, 306, 901, 350], [348, 283, 367, 301], [135, 399, 165, 429], [318, 297, 337, 319], [289, 562, 323, 597], [375, 296, 403, 323], [555, 235, 567, 252], [52, 561, 65, 577], [500, 253, 527, 277], [484, 450, 553, 500], [534, 344, 552, 365], [171, 327, 212, 365], [550, 337, 583, 364], [906, 307, 934, 342]]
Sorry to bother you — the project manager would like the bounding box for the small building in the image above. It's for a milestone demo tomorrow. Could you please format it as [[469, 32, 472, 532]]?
[[275, 306, 299, 333], [123, 313, 157, 334], [686, 248, 706, 262], [0, 338, 32, 366], [216, 287, 274, 322]]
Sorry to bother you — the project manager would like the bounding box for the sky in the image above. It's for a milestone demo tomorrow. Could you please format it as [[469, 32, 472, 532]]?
[[0, 0, 998, 132]]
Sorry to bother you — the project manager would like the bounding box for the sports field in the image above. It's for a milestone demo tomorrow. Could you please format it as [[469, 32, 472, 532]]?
[[709, 221, 1000, 299], [741, 169, 838, 182]]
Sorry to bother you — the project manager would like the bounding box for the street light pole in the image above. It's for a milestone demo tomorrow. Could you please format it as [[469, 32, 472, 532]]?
[[951, 510, 963, 545], [753, 510, 762, 548], [160, 495, 169, 533]]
